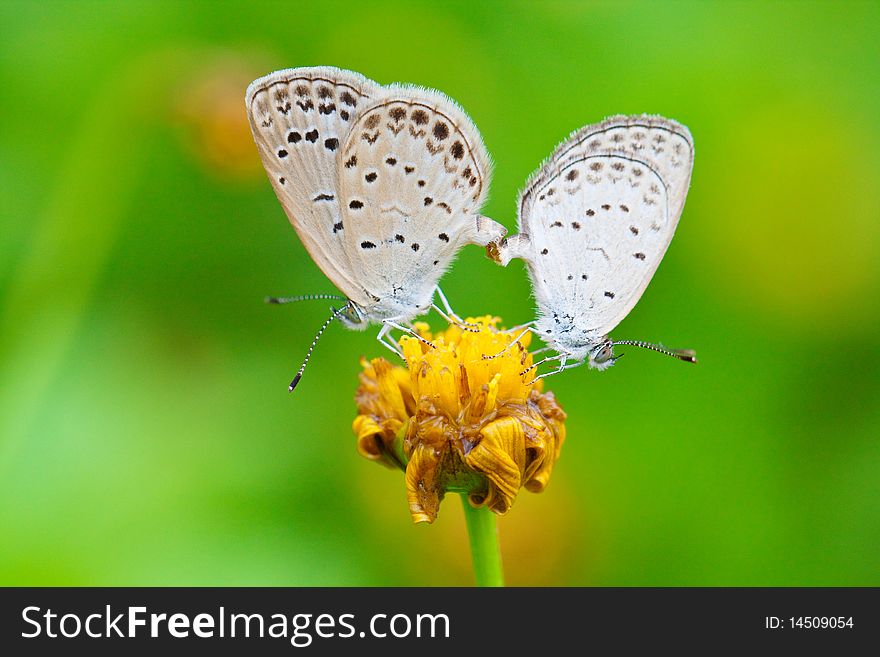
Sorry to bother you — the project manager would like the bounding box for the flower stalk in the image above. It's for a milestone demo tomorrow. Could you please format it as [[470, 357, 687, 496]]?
[[460, 494, 505, 587]]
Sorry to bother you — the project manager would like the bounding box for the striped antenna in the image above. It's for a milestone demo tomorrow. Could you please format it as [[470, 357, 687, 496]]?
[[611, 340, 697, 363], [265, 293, 347, 305], [288, 304, 349, 392]]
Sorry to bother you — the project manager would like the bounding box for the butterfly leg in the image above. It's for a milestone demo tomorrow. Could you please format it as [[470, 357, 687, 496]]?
[[375, 322, 405, 360], [482, 327, 534, 361], [431, 303, 481, 333], [434, 285, 457, 316], [532, 355, 569, 382], [382, 320, 437, 351], [519, 353, 564, 379], [500, 321, 536, 333], [433, 286, 480, 331]]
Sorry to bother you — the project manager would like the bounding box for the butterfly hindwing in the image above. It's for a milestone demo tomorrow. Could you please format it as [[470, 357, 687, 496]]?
[[246, 67, 380, 304], [523, 154, 672, 338], [336, 86, 504, 319]]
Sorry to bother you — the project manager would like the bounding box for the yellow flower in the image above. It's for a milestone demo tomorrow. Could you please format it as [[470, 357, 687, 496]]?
[[353, 317, 567, 523]]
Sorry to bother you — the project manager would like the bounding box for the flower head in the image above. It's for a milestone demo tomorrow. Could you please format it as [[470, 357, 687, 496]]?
[[353, 317, 566, 523]]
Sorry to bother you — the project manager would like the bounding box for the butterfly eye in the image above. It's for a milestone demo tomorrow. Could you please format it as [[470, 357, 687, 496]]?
[[338, 304, 365, 326], [591, 341, 614, 363]]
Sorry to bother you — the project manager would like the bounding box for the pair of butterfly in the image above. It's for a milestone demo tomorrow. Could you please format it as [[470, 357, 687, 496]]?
[[245, 66, 696, 391]]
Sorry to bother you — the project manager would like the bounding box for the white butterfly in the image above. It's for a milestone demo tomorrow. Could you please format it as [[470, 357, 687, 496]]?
[[488, 114, 696, 377], [246, 67, 506, 388]]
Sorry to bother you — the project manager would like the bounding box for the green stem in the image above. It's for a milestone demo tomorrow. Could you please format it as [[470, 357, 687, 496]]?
[[460, 494, 505, 587]]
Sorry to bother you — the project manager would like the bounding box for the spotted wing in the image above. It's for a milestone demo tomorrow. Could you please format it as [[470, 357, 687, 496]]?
[[246, 67, 380, 304], [335, 86, 505, 319], [508, 115, 694, 337]]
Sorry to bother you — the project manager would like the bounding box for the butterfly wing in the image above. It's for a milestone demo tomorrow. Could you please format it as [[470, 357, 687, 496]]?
[[334, 86, 505, 321], [246, 67, 380, 306], [504, 115, 694, 339]]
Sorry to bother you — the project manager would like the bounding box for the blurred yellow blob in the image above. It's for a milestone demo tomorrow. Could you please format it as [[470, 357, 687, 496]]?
[[175, 56, 265, 180]]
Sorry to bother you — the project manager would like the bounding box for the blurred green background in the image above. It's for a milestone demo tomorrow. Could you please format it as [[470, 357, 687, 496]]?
[[1, 0, 878, 586]]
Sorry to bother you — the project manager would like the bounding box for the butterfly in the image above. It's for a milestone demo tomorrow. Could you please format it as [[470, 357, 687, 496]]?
[[246, 67, 506, 388], [487, 114, 696, 378]]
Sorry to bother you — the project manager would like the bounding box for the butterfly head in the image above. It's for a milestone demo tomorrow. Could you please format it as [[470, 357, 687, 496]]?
[[588, 338, 622, 371], [335, 301, 369, 331]]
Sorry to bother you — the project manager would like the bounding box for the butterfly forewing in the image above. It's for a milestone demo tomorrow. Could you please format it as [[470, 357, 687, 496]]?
[[246, 67, 380, 304], [518, 115, 694, 339], [336, 86, 504, 319]]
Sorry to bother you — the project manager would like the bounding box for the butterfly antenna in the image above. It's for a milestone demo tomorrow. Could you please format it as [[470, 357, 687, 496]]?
[[288, 304, 348, 392], [266, 293, 347, 305], [611, 340, 697, 363]]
